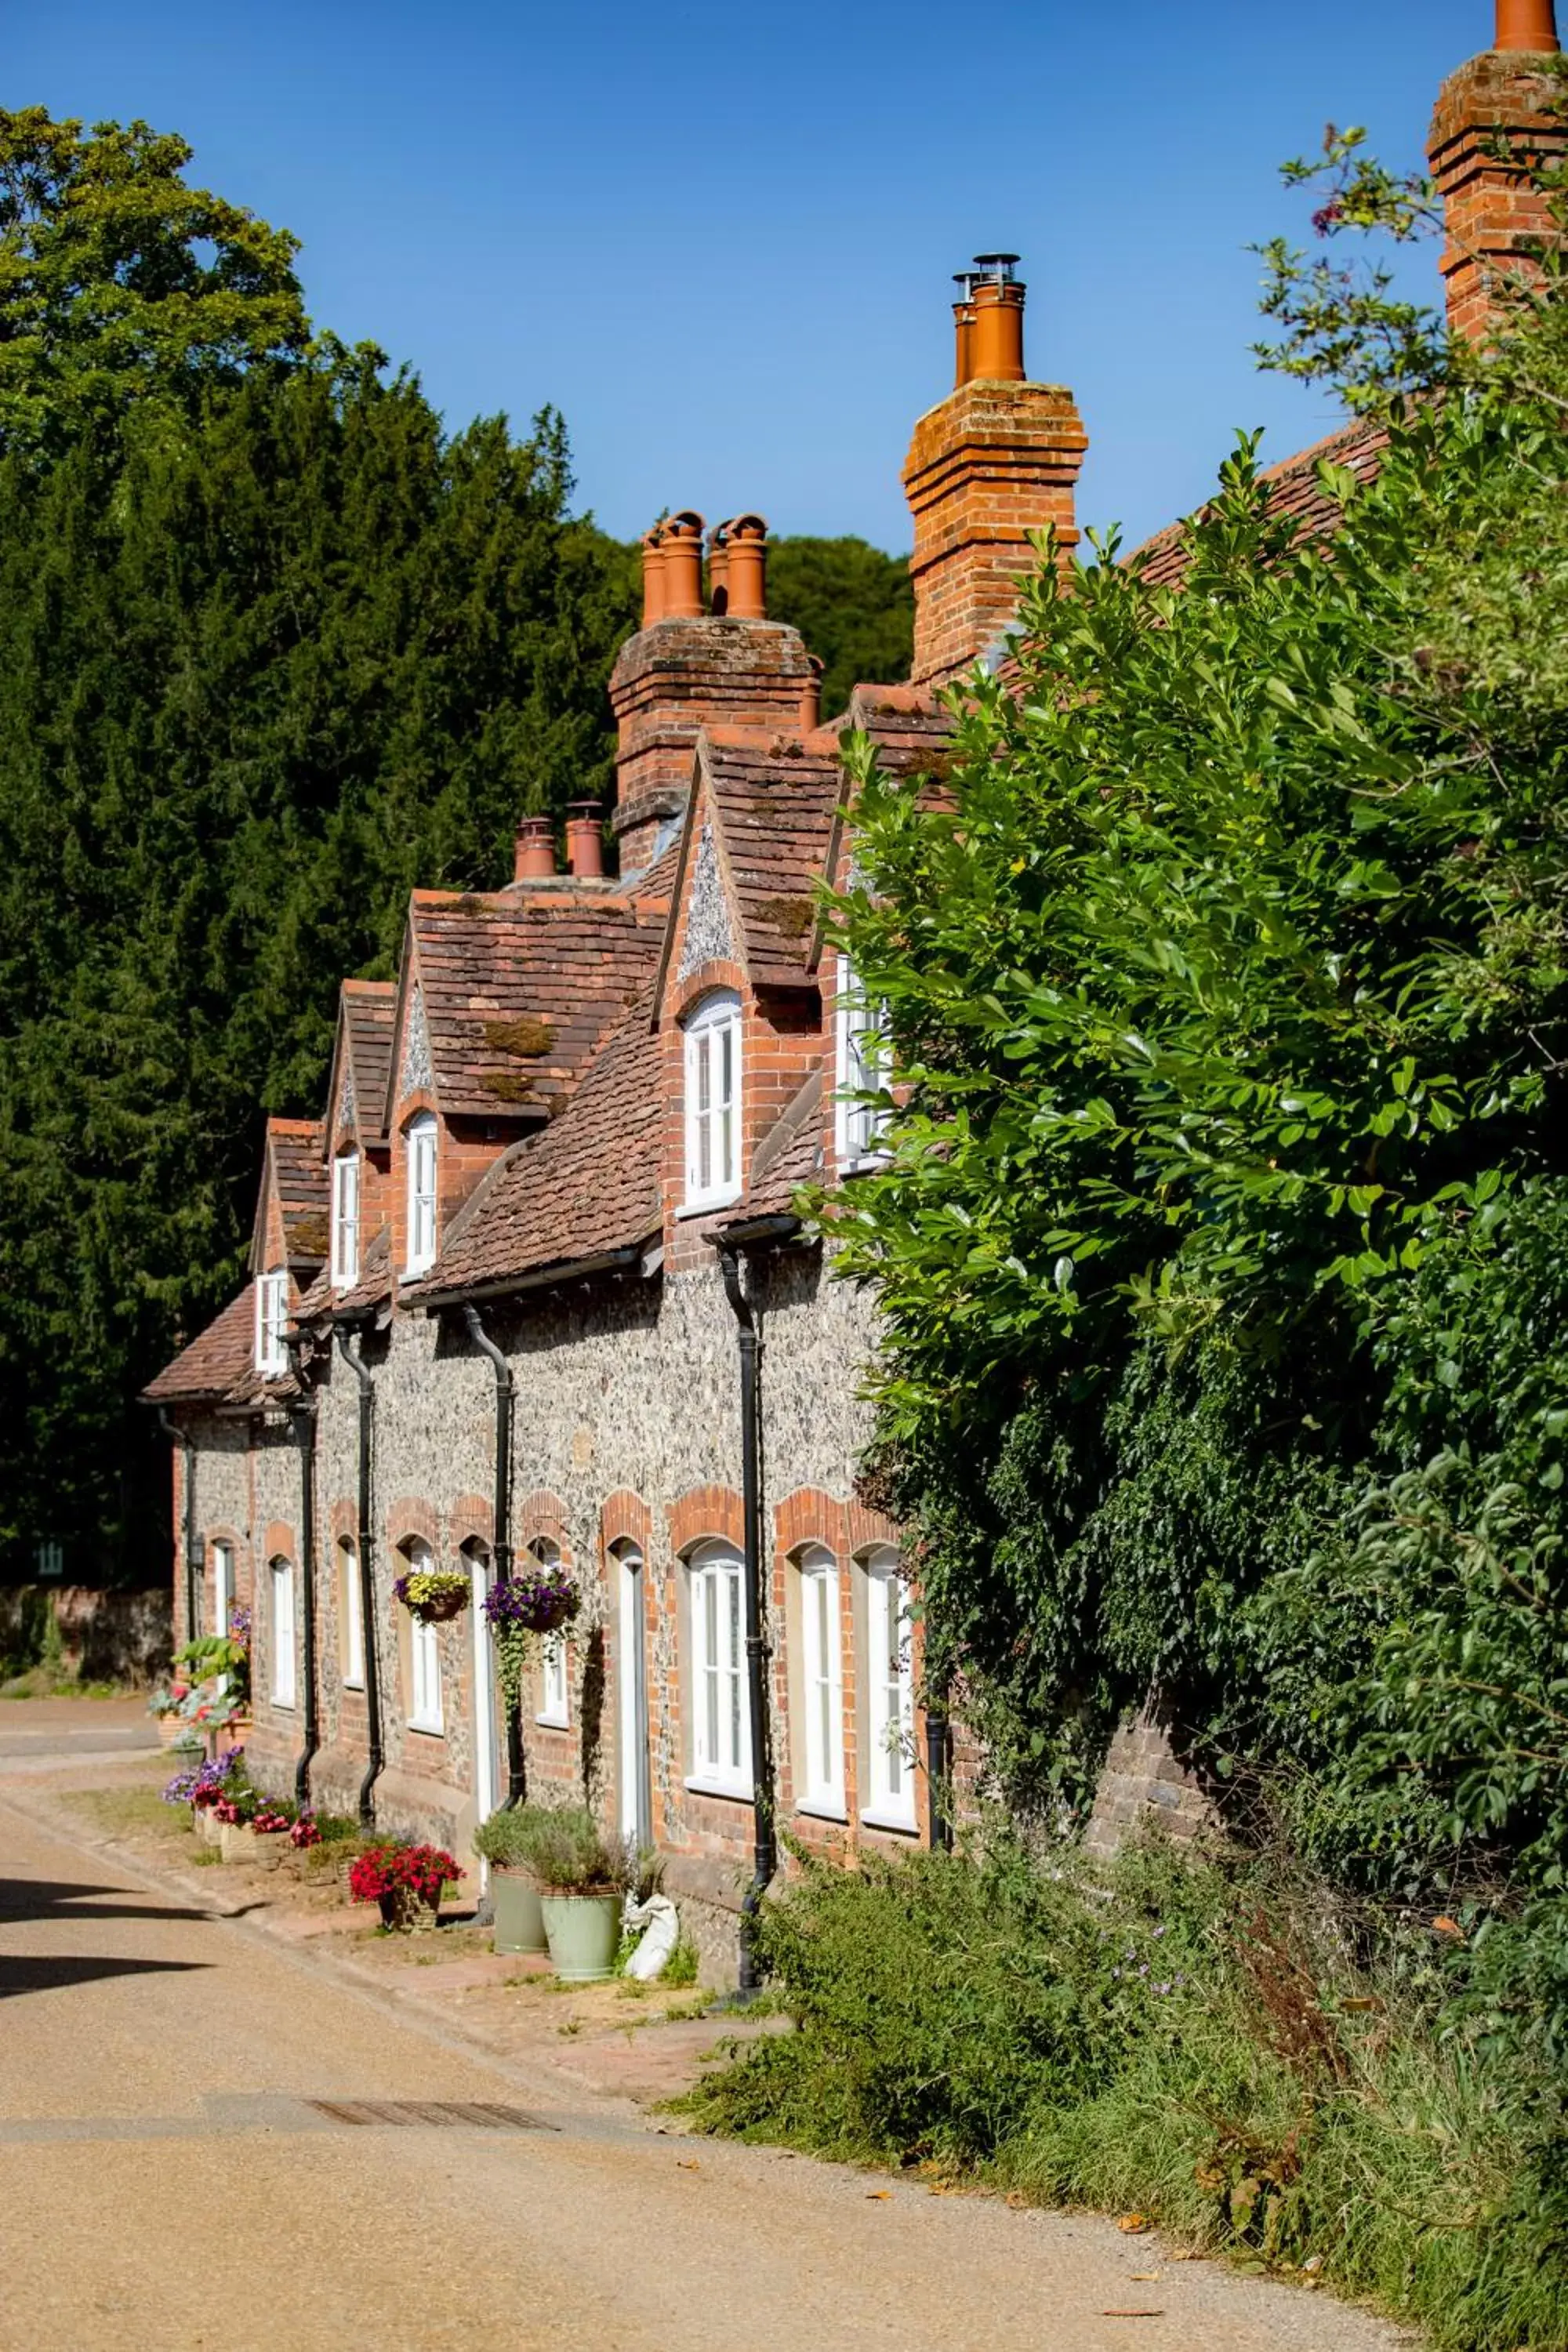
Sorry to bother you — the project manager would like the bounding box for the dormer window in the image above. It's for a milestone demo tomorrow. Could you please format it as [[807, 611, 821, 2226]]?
[[332, 1151, 360, 1289], [683, 989, 742, 1211], [405, 1112, 437, 1276], [835, 954, 891, 1171], [255, 1270, 288, 1377]]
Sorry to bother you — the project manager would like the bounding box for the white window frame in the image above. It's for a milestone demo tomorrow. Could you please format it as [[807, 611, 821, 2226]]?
[[341, 1539, 364, 1690], [797, 1544, 844, 1818], [270, 1558, 296, 1710], [682, 990, 742, 1212], [404, 1541, 444, 1733], [332, 1149, 361, 1289], [686, 1540, 750, 1798], [212, 1540, 234, 1639], [835, 953, 891, 1172], [531, 1540, 571, 1727], [254, 1269, 288, 1376], [862, 1548, 917, 1832], [405, 1112, 438, 1277]]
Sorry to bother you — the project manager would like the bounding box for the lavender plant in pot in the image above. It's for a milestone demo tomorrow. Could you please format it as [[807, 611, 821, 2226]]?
[[518, 1810, 631, 1982], [471, 1804, 556, 1955]]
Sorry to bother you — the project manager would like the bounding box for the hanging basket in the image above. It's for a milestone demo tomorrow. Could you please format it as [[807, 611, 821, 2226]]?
[[393, 1570, 470, 1624]]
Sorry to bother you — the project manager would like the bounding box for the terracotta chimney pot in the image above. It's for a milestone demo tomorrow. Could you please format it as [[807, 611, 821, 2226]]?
[[708, 521, 731, 615], [564, 800, 604, 880], [514, 815, 555, 881], [969, 255, 1025, 382], [661, 512, 705, 619], [952, 272, 977, 387], [799, 656, 824, 734], [725, 514, 768, 619], [641, 527, 666, 628], [1496, 0, 1559, 49]]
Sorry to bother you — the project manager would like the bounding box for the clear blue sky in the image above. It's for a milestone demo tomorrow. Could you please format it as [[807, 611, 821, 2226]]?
[[13, 0, 1492, 552]]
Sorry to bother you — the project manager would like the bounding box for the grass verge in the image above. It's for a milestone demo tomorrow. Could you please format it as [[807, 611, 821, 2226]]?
[[681, 1835, 1568, 2352]]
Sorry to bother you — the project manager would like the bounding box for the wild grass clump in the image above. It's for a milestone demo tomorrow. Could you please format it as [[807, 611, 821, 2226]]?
[[684, 1834, 1568, 2352]]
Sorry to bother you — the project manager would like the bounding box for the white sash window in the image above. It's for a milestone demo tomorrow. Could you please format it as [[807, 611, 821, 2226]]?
[[835, 954, 891, 1171], [332, 1151, 361, 1288], [862, 1548, 916, 1831], [270, 1559, 296, 1709], [797, 1544, 844, 1817], [687, 1541, 750, 1796], [683, 992, 742, 1210], [255, 1271, 288, 1375], [405, 1114, 437, 1276]]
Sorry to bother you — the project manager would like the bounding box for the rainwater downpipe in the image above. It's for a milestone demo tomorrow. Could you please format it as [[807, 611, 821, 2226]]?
[[284, 1338, 321, 1811], [716, 1242, 777, 1995], [926, 1700, 954, 1852], [462, 1302, 524, 1808], [336, 1324, 384, 1828], [156, 1408, 200, 1647]]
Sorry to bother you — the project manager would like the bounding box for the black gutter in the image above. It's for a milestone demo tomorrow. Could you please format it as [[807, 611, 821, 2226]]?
[[335, 1325, 384, 1829], [412, 1242, 647, 1313], [155, 1407, 201, 1646], [714, 1240, 777, 1996], [284, 1338, 321, 1811], [462, 1301, 524, 1809]]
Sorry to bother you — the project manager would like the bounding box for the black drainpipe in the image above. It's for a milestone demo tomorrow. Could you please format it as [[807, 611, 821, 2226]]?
[[284, 1337, 321, 1811], [715, 1240, 777, 1994], [462, 1302, 524, 1808], [156, 1408, 201, 1646], [926, 1700, 953, 1851], [336, 1324, 383, 1828]]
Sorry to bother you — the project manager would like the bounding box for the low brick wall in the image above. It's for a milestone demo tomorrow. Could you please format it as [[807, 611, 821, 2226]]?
[[1083, 1693, 1214, 1860], [0, 1584, 172, 1685]]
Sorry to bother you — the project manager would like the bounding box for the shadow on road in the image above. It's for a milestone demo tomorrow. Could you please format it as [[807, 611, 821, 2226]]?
[[0, 1953, 212, 2000], [0, 1877, 213, 1926]]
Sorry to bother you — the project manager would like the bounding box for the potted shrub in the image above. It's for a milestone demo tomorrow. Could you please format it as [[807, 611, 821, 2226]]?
[[348, 1841, 463, 1931], [393, 1566, 470, 1623], [471, 1805, 559, 1955], [522, 1809, 632, 1982]]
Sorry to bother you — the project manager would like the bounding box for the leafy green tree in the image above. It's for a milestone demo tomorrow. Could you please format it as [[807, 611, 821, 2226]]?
[[824, 111, 1568, 1967], [0, 118, 638, 1581], [765, 535, 912, 718], [0, 107, 311, 458]]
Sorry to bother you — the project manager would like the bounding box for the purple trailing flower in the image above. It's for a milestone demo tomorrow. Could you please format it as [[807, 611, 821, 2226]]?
[[228, 1606, 252, 1646], [483, 1559, 580, 1637]]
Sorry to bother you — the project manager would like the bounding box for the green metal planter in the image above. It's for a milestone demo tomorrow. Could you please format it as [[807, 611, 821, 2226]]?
[[540, 1893, 622, 1981], [491, 1866, 547, 1955]]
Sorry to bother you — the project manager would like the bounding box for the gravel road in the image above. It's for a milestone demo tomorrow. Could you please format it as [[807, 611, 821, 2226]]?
[[0, 1722, 1409, 2352]]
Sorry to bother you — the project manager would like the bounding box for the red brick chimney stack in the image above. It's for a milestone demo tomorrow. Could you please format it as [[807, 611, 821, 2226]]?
[[610, 507, 817, 871], [1428, 0, 1564, 343], [903, 252, 1087, 685]]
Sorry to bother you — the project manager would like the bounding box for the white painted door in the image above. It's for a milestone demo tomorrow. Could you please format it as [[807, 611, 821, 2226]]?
[[617, 1546, 650, 1846]]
